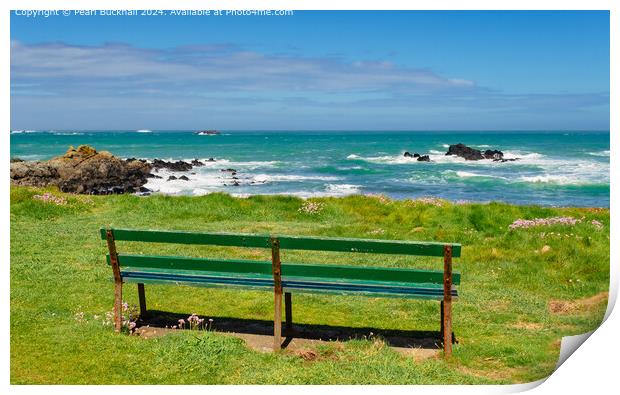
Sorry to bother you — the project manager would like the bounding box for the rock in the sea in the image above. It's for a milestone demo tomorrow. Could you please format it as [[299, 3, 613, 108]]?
[[191, 159, 204, 167], [167, 175, 177, 181], [10, 145, 152, 194], [152, 159, 193, 172], [221, 168, 237, 176], [404, 152, 430, 161], [483, 149, 504, 160], [10, 157, 24, 163], [179, 175, 190, 181], [446, 143, 484, 160], [446, 143, 509, 161]]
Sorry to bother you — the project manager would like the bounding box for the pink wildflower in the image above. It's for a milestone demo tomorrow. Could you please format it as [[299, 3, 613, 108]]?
[[509, 216, 581, 230]]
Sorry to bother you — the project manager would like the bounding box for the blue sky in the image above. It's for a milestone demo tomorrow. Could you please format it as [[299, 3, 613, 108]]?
[[10, 11, 609, 130]]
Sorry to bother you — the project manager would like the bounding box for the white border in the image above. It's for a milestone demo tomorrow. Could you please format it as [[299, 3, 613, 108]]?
[[1, 1, 616, 394]]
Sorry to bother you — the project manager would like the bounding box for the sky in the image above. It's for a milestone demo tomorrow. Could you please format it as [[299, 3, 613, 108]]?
[[10, 10, 610, 131]]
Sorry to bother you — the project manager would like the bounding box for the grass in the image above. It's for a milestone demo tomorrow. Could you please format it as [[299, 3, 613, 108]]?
[[10, 186, 610, 384]]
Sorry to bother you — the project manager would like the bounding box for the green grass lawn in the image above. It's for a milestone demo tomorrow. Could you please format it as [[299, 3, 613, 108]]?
[[10, 186, 610, 384]]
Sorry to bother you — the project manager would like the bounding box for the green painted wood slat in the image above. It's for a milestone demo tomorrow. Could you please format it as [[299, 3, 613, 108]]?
[[100, 228, 461, 257], [108, 254, 461, 285]]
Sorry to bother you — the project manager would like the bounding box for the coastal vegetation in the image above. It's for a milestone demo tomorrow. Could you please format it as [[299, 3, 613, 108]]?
[[10, 186, 609, 384]]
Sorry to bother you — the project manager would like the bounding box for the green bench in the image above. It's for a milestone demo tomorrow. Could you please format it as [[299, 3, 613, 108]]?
[[101, 228, 461, 356]]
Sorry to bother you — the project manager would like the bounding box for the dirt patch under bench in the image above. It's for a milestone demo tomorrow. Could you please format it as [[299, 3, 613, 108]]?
[[134, 311, 443, 361]]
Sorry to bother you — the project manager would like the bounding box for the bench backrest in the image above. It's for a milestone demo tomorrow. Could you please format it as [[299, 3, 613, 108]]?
[[100, 228, 461, 285]]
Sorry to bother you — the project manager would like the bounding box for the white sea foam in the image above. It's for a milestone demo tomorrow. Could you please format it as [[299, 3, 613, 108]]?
[[517, 175, 577, 185], [147, 158, 280, 170], [454, 171, 506, 179], [252, 174, 340, 183], [11, 130, 39, 134], [326, 183, 361, 195], [346, 153, 418, 164], [136, 129, 152, 133], [588, 150, 610, 157]]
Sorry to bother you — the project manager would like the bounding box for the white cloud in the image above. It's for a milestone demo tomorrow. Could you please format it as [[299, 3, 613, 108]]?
[[11, 40, 476, 95]]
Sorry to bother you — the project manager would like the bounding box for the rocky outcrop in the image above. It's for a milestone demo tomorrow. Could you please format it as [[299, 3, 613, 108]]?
[[483, 149, 503, 160], [417, 155, 430, 162], [446, 144, 485, 160], [404, 152, 431, 162], [152, 159, 193, 172], [10, 145, 152, 194], [445, 143, 517, 162]]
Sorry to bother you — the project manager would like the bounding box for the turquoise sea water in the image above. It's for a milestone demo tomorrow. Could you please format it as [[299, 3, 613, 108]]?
[[10, 130, 610, 207]]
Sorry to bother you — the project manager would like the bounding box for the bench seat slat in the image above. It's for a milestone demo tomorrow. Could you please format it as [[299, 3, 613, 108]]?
[[110, 254, 461, 285], [278, 235, 461, 257], [100, 228, 461, 257], [119, 269, 458, 300], [100, 228, 272, 248]]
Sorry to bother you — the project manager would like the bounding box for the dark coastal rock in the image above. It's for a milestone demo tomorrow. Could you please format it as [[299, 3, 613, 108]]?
[[10, 145, 152, 194], [446, 143, 484, 160], [179, 175, 190, 181], [191, 159, 204, 167], [483, 149, 504, 160], [221, 168, 237, 176], [404, 152, 430, 161], [445, 144, 517, 161], [207, 158, 215, 162], [10, 157, 24, 163], [152, 159, 193, 172], [167, 175, 177, 181]]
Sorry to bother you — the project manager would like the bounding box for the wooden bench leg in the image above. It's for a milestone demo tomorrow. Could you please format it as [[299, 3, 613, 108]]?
[[138, 283, 147, 319], [106, 228, 123, 333], [285, 292, 292, 333], [442, 245, 453, 358], [271, 237, 283, 351], [114, 280, 123, 332], [274, 290, 282, 351], [440, 300, 444, 336]]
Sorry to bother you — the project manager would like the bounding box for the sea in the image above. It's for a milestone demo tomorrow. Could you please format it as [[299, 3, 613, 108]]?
[[10, 130, 610, 207]]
